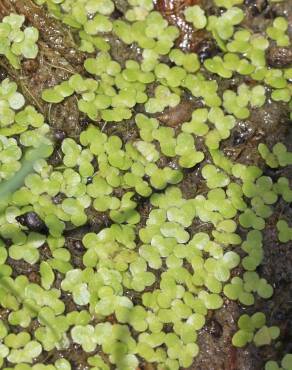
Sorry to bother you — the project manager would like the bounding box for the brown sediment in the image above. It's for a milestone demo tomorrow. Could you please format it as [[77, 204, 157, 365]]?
[[0, 0, 291, 369], [155, 0, 217, 54], [222, 99, 290, 166], [190, 301, 241, 370], [266, 46, 292, 68], [156, 100, 195, 127]]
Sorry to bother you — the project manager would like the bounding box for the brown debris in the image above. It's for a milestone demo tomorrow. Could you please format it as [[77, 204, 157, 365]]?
[[16, 211, 48, 233], [138, 363, 156, 370], [266, 46, 292, 68], [85, 206, 112, 233], [22, 58, 39, 74], [244, 0, 268, 16], [205, 318, 223, 338], [156, 100, 195, 127], [191, 301, 242, 370], [222, 99, 290, 166]]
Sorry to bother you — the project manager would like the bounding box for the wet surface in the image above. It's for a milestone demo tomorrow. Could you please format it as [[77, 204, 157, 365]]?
[[0, 0, 291, 369]]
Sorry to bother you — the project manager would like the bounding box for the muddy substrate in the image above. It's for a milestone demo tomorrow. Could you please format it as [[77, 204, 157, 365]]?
[[0, 0, 291, 369]]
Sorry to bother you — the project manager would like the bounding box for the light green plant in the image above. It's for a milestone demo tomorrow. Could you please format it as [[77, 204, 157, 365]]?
[[1, 1, 291, 369], [232, 313, 279, 348], [0, 14, 39, 69]]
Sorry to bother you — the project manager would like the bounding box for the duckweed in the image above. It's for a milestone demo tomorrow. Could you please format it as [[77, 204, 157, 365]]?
[[184, 6, 207, 30], [258, 143, 292, 168], [266, 17, 290, 47], [265, 354, 292, 370], [0, 14, 39, 69], [232, 312, 280, 348], [0, 1, 291, 369], [277, 220, 292, 243], [207, 7, 244, 44], [223, 83, 266, 119]]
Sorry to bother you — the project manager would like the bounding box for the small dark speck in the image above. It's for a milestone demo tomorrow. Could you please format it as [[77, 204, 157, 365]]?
[[79, 117, 90, 128], [0, 69, 8, 81], [197, 40, 219, 62], [233, 131, 247, 145], [206, 319, 223, 338], [263, 166, 280, 181], [245, 0, 268, 16], [273, 309, 286, 322], [86, 177, 93, 184], [54, 129, 66, 142], [72, 240, 84, 252], [52, 192, 66, 205], [112, 8, 123, 19], [48, 148, 63, 166]]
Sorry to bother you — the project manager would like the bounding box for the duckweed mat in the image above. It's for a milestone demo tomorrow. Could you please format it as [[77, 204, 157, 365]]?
[[0, 0, 291, 369]]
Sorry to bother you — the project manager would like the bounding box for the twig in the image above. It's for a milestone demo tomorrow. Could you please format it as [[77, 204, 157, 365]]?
[[43, 60, 75, 75], [19, 78, 44, 114]]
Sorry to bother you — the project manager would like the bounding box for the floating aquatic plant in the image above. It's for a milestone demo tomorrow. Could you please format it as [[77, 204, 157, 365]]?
[[0, 14, 39, 69], [0, 2, 291, 369], [265, 354, 292, 370]]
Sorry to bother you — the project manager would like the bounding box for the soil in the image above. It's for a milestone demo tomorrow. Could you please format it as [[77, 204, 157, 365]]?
[[0, 0, 291, 369]]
